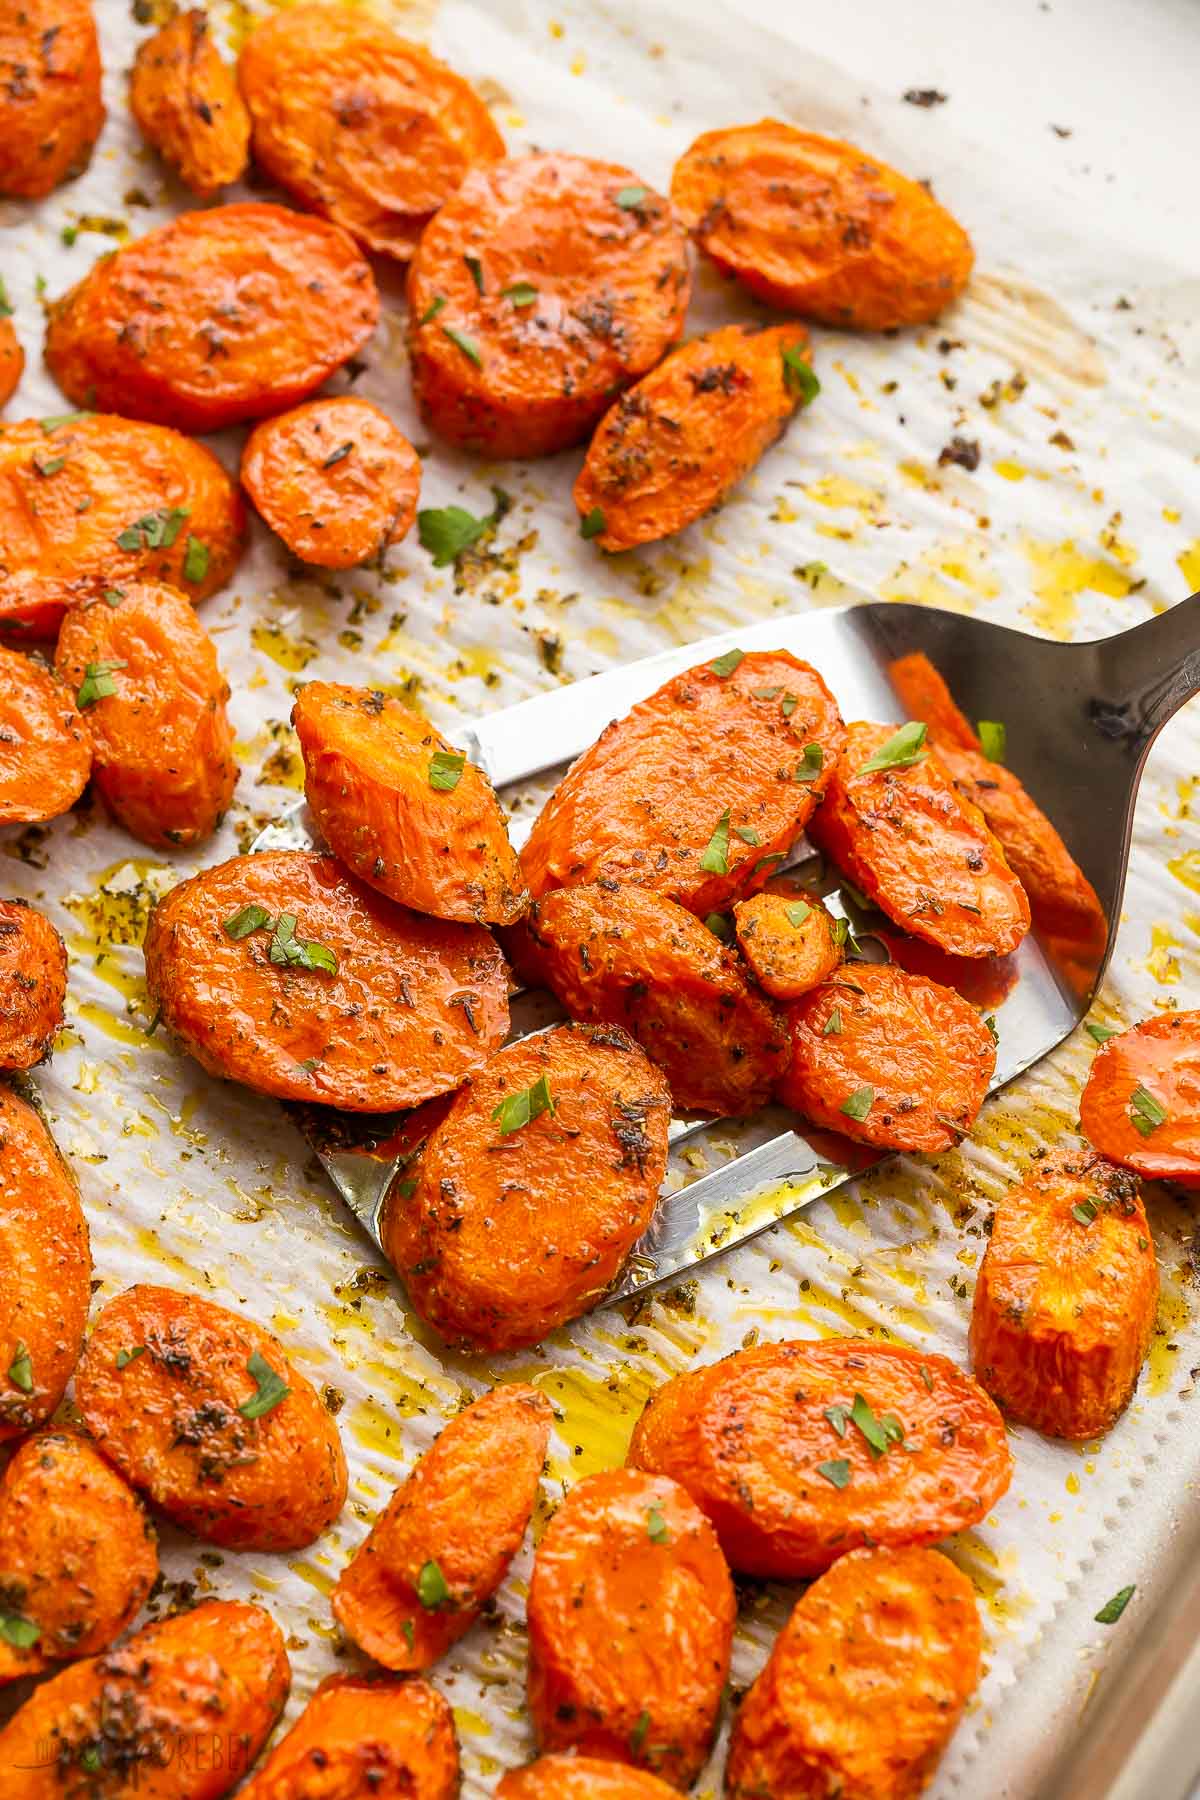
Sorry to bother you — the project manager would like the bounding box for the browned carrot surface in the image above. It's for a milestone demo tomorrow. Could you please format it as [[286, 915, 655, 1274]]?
[[1079, 1010, 1200, 1184], [130, 9, 250, 197], [0, 316, 22, 409], [497, 1760, 681, 1800], [732, 890, 843, 1001], [0, 0, 104, 199], [0, 645, 91, 824], [238, 1672, 459, 1800], [0, 899, 66, 1068]]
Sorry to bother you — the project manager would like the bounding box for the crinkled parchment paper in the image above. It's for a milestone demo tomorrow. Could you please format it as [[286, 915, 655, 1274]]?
[[2, 0, 1200, 1792]]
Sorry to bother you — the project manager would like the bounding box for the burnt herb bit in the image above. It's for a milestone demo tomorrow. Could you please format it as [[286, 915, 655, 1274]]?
[[615, 185, 647, 209], [699, 807, 731, 875], [938, 435, 981, 472], [419, 293, 447, 325], [115, 505, 190, 552], [417, 503, 489, 568], [183, 535, 209, 584], [840, 1085, 874, 1122], [904, 86, 948, 106], [0, 1612, 40, 1650], [1095, 1585, 1135, 1625], [1129, 1084, 1167, 1138], [816, 1457, 851, 1489], [850, 1392, 904, 1458], [781, 344, 820, 404], [417, 1558, 451, 1610], [580, 506, 606, 540], [1086, 1021, 1119, 1044], [709, 647, 745, 678], [501, 281, 538, 307], [321, 441, 354, 469], [115, 1345, 146, 1370], [76, 659, 127, 709], [269, 913, 338, 974], [428, 750, 465, 792], [977, 718, 1006, 762], [238, 1348, 290, 1420], [6, 1341, 33, 1394], [492, 1073, 556, 1136], [857, 720, 928, 775], [441, 323, 482, 366], [646, 1505, 670, 1544], [222, 901, 273, 940], [794, 743, 824, 783]]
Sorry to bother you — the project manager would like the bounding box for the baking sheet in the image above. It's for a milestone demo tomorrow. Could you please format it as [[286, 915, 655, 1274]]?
[[3, 0, 1200, 1792]]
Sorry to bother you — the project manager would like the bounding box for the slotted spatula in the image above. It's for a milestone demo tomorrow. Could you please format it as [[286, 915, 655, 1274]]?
[[256, 594, 1200, 1297]]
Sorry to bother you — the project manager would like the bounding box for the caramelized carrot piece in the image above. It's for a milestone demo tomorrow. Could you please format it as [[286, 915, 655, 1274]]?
[[130, 9, 250, 197], [887, 650, 982, 751], [74, 1284, 347, 1551], [0, 0, 104, 199], [498, 1760, 680, 1800], [1079, 1011, 1200, 1184], [239, 1673, 458, 1800], [0, 900, 66, 1068], [0, 645, 91, 823], [332, 1384, 551, 1670], [527, 1468, 735, 1789], [0, 316, 22, 409], [732, 890, 842, 1000]]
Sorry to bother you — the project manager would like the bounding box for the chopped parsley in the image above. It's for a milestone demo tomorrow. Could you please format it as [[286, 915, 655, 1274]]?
[[183, 536, 209, 584], [1129, 1084, 1167, 1138], [417, 1559, 450, 1610], [222, 902, 272, 940], [704, 912, 731, 940], [629, 1711, 651, 1753], [977, 719, 1006, 762], [823, 1008, 843, 1036], [1095, 1585, 1135, 1624], [580, 506, 606, 540], [32, 454, 64, 478], [39, 411, 90, 433], [419, 294, 447, 325], [238, 1349, 290, 1419], [1086, 1021, 1119, 1044], [428, 750, 465, 792], [786, 901, 812, 928], [850, 1392, 904, 1458], [858, 721, 928, 775], [0, 1613, 40, 1649], [115, 506, 190, 552], [781, 344, 820, 404], [76, 660, 126, 708], [824, 1404, 850, 1437], [441, 323, 482, 366], [492, 1073, 556, 1135], [984, 1013, 999, 1044], [709, 648, 744, 678], [794, 744, 824, 783], [6, 1342, 33, 1394], [400, 1618, 416, 1650], [816, 1458, 851, 1489], [1071, 1198, 1098, 1226], [464, 253, 485, 293], [0, 278, 11, 318], [615, 185, 647, 209], [502, 282, 538, 307], [699, 808, 731, 875], [115, 1345, 145, 1370], [269, 913, 338, 974], [417, 503, 489, 568], [840, 1085, 874, 1122], [646, 1506, 670, 1544]]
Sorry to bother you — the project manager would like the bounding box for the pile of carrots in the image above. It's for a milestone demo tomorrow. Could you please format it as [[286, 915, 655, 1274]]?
[[0, 2, 1196, 1796]]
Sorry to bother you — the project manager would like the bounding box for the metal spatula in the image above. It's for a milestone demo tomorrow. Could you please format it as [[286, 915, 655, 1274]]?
[[257, 594, 1200, 1298]]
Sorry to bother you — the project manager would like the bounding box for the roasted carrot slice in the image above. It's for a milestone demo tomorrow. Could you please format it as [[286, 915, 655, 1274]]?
[[407, 152, 691, 458], [0, 1598, 289, 1799], [970, 1147, 1158, 1439], [778, 961, 996, 1152], [732, 890, 842, 1001], [0, 646, 91, 824], [44, 204, 378, 432], [887, 650, 982, 752], [0, 1088, 90, 1445], [497, 1759, 680, 1800], [0, 413, 246, 622], [0, 0, 104, 199], [807, 719, 1031, 957], [382, 1023, 671, 1351], [726, 1546, 981, 1799], [332, 1384, 551, 1670], [870, 922, 1020, 1011], [1079, 1011, 1200, 1184], [130, 9, 250, 198], [143, 849, 509, 1112], [573, 322, 817, 551], [671, 120, 974, 330], [292, 683, 525, 924], [0, 1430, 157, 1684], [75, 1283, 347, 1551], [238, 5, 505, 262], [242, 398, 421, 569], [0, 900, 66, 1068], [56, 582, 237, 849], [628, 1337, 1010, 1578], [0, 315, 22, 409], [521, 650, 845, 917], [527, 1467, 734, 1789], [239, 1672, 458, 1800]]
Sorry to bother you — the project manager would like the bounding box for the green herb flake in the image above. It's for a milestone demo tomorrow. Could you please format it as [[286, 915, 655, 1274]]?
[[580, 506, 606, 540], [858, 721, 928, 776], [33, 454, 65, 478], [6, 1342, 33, 1394], [781, 344, 821, 404], [238, 1349, 291, 1420], [794, 743, 824, 783], [781, 693, 798, 717], [816, 1458, 851, 1489], [115, 506, 190, 553], [39, 411, 90, 434], [0, 279, 11, 318], [441, 323, 482, 366], [417, 1559, 450, 1610], [400, 1618, 416, 1650], [419, 294, 447, 325], [115, 1345, 145, 1370], [984, 1013, 999, 1044], [840, 1085, 874, 1122], [630, 1711, 651, 1754], [501, 281, 538, 307], [752, 686, 782, 701], [464, 253, 485, 293], [823, 1008, 843, 1036], [269, 913, 338, 974], [751, 852, 787, 877], [851, 1392, 903, 1458], [102, 587, 125, 606], [76, 659, 126, 709], [1086, 1021, 1119, 1044], [183, 535, 209, 584], [704, 912, 731, 941], [428, 749, 466, 792], [709, 648, 745, 678], [919, 1363, 934, 1392], [223, 902, 273, 940], [646, 1506, 670, 1544], [0, 1613, 40, 1650], [1095, 1585, 1135, 1625], [615, 185, 647, 209], [978, 719, 1007, 762], [734, 825, 760, 845], [417, 504, 489, 568], [824, 1404, 850, 1437], [492, 1073, 556, 1136], [1129, 1084, 1167, 1138], [699, 808, 731, 875], [321, 442, 354, 470], [786, 901, 812, 928], [1072, 1199, 1098, 1226]]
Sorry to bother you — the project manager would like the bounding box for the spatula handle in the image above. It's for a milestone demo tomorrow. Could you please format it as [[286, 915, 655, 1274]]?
[[1089, 589, 1200, 754]]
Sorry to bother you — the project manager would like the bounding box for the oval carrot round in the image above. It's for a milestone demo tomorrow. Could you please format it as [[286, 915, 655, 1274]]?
[[0, 316, 22, 409], [509, 881, 787, 1115], [0, 0, 104, 199], [239, 1672, 459, 1800], [143, 849, 509, 1112], [807, 719, 1031, 957], [970, 1147, 1158, 1439], [0, 900, 66, 1068], [293, 683, 525, 924], [0, 1598, 289, 1800], [671, 119, 974, 330], [498, 1759, 681, 1800], [56, 581, 237, 849], [0, 645, 91, 824], [726, 1546, 981, 1800], [1079, 1011, 1200, 1183], [75, 1283, 347, 1551], [870, 921, 1020, 1011], [521, 649, 845, 917], [332, 1384, 551, 1670], [779, 960, 996, 1152], [0, 1430, 157, 1684], [382, 1022, 671, 1352], [242, 399, 421, 570], [527, 1467, 734, 1789], [238, 4, 505, 262], [0, 413, 247, 622], [887, 650, 982, 752], [130, 9, 250, 198], [574, 321, 816, 551], [628, 1337, 1011, 1578], [732, 890, 842, 1001], [407, 152, 692, 459], [44, 204, 379, 432]]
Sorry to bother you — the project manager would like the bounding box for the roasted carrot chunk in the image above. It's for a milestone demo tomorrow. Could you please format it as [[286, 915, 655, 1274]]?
[[239, 1673, 458, 1800], [887, 651, 982, 752], [238, 5, 505, 262], [0, 1088, 90, 1445], [573, 322, 817, 551], [807, 720, 1031, 957], [292, 683, 525, 924], [242, 399, 421, 570], [143, 850, 509, 1112], [970, 1148, 1158, 1439], [130, 9, 250, 198], [0, 1598, 289, 1799], [521, 650, 845, 916], [0, 646, 91, 824], [509, 882, 786, 1115], [528, 1468, 734, 1789], [0, 0, 104, 199], [407, 153, 692, 458], [0, 900, 66, 1068], [870, 922, 1020, 1011], [726, 1546, 981, 1799], [498, 1759, 680, 1800], [56, 582, 237, 849], [0, 413, 246, 630], [628, 1338, 1010, 1579], [671, 120, 974, 330], [778, 961, 996, 1152], [0, 315, 22, 409], [44, 204, 378, 432], [1079, 1011, 1200, 1184], [732, 890, 842, 1000], [332, 1384, 551, 1670], [75, 1284, 347, 1551], [0, 1430, 157, 1684], [382, 1023, 671, 1352]]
